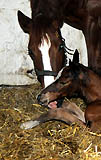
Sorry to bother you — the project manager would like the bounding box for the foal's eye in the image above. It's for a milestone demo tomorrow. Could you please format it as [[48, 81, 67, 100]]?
[[59, 81, 66, 85]]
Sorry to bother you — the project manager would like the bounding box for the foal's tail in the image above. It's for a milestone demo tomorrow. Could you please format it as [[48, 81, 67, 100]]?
[[20, 101, 86, 130]]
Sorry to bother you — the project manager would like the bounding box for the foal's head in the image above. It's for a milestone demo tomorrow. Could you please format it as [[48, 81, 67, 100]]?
[[37, 50, 92, 106], [18, 11, 66, 88]]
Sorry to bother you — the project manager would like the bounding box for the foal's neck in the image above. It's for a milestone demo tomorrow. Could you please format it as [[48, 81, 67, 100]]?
[[80, 71, 101, 104]]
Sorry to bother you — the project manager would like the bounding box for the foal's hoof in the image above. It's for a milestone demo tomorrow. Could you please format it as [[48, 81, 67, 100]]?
[[20, 120, 40, 129]]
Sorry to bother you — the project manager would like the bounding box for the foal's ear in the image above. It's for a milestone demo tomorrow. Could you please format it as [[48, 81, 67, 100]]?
[[73, 49, 79, 63], [17, 10, 32, 34]]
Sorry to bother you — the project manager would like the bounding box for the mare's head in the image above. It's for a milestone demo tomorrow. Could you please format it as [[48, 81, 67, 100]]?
[[17, 11, 66, 88], [37, 49, 91, 106]]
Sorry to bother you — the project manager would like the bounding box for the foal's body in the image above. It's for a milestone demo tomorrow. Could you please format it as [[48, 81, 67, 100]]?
[[37, 51, 101, 131], [21, 50, 101, 131], [85, 101, 101, 131]]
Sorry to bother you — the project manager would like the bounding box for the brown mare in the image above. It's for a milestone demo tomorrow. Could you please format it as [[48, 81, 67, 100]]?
[[17, 4, 73, 88], [18, 0, 101, 77], [20, 50, 101, 131]]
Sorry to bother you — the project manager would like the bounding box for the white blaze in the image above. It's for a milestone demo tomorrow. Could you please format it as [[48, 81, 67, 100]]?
[[39, 34, 54, 87]]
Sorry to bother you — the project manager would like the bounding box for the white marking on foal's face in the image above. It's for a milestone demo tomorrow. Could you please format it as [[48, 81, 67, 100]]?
[[39, 34, 54, 87]]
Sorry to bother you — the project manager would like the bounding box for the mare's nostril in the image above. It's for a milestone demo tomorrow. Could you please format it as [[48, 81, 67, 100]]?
[[37, 94, 41, 102]]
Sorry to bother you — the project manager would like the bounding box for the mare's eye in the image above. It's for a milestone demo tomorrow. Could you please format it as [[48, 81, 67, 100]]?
[[59, 44, 65, 52]]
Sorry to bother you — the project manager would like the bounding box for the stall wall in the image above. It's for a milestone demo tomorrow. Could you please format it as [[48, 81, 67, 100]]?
[[0, 0, 87, 84]]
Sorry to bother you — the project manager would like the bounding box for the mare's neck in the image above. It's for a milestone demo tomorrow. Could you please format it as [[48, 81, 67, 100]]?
[[64, 0, 86, 11]]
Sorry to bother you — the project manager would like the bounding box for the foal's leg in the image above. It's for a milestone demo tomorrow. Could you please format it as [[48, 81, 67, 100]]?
[[62, 100, 85, 123], [20, 107, 85, 130]]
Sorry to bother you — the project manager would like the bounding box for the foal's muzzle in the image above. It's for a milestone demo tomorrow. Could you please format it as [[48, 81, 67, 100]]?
[[37, 94, 48, 106], [37, 93, 64, 108]]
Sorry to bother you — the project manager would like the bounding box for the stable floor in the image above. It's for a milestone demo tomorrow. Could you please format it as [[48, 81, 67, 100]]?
[[0, 83, 101, 160]]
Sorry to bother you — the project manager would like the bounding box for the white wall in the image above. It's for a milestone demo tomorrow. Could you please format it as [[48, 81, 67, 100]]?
[[61, 24, 87, 66], [0, 0, 87, 85]]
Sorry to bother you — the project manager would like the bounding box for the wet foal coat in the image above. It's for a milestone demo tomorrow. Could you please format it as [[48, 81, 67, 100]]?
[[20, 50, 101, 131], [37, 50, 101, 131]]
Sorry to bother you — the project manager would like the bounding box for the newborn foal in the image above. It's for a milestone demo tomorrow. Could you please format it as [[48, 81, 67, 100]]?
[[20, 50, 101, 131]]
